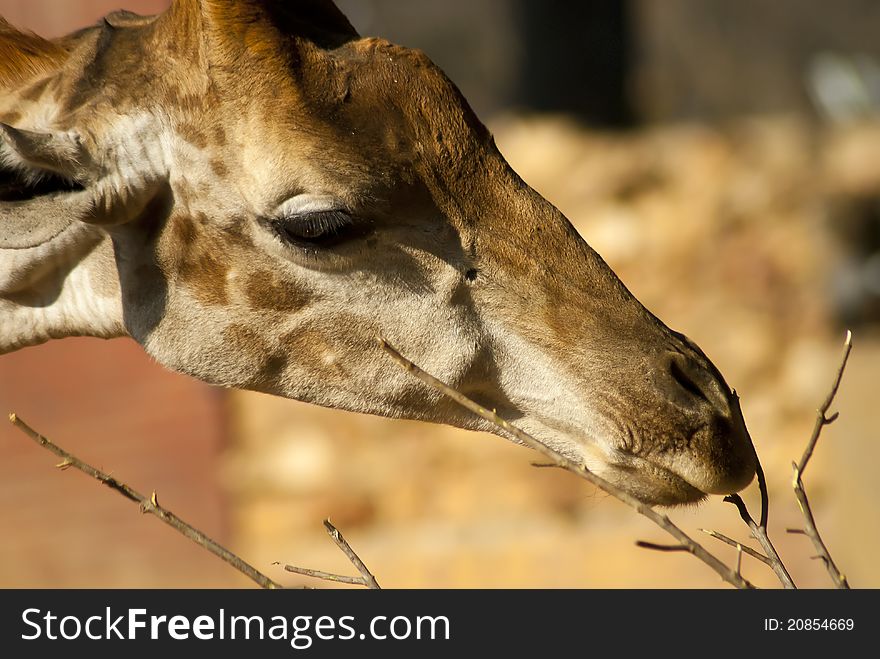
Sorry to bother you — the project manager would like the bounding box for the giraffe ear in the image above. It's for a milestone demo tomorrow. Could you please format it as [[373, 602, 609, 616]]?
[[0, 123, 90, 181], [0, 123, 90, 207], [1, 123, 165, 228]]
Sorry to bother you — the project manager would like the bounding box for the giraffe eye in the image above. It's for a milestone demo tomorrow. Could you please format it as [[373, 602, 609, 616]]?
[[271, 209, 368, 249]]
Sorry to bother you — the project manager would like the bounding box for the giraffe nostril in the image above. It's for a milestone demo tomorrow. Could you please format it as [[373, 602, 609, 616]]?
[[669, 357, 710, 405], [660, 351, 731, 413]]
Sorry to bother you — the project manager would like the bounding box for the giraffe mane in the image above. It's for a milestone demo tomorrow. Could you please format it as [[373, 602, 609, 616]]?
[[0, 19, 69, 89]]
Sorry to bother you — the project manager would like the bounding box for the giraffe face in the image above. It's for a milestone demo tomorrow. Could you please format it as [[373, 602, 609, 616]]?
[[0, 1, 757, 506]]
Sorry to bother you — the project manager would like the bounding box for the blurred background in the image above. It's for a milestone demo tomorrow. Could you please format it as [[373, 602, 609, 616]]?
[[2, 0, 879, 588]]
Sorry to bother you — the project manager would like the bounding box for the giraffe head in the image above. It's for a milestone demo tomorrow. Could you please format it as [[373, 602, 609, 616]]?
[[0, 0, 756, 505]]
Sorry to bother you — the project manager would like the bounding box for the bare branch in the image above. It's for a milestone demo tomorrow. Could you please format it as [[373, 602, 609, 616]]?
[[7, 413, 282, 589], [788, 331, 852, 589], [635, 541, 691, 553], [277, 520, 382, 589], [792, 463, 850, 588], [723, 493, 795, 588], [716, 448, 790, 583], [699, 529, 771, 566], [719, 401, 797, 587], [277, 564, 366, 587], [378, 338, 755, 589], [797, 330, 852, 477], [322, 519, 381, 589]]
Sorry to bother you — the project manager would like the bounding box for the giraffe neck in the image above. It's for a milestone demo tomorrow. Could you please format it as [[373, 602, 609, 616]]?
[[0, 220, 126, 353]]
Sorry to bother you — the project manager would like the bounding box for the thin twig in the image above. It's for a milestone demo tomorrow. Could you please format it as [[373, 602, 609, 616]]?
[[275, 517, 383, 588], [791, 464, 849, 588], [378, 338, 754, 589], [724, 493, 796, 588], [323, 519, 381, 589], [727, 394, 795, 585], [699, 528, 771, 566], [635, 541, 690, 552], [797, 330, 853, 478], [788, 331, 852, 589], [278, 564, 365, 587], [8, 413, 282, 589], [756, 451, 770, 534]]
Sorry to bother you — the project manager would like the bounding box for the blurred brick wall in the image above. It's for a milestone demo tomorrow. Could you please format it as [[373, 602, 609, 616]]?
[[0, 338, 240, 587], [0, 0, 240, 588]]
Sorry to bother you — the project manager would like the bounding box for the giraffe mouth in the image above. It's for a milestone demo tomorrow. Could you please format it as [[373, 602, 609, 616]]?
[[608, 454, 709, 506], [502, 415, 708, 505], [0, 165, 84, 203]]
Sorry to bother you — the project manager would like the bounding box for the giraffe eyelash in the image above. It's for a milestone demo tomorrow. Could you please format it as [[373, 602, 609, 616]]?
[[269, 209, 370, 250]]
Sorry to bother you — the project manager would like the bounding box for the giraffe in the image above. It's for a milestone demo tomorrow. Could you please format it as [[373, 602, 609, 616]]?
[[0, 0, 757, 506]]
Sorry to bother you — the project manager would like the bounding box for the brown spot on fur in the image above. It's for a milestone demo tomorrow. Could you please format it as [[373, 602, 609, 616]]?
[[179, 123, 208, 149], [223, 324, 287, 389], [210, 158, 228, 177], [211, 125, 226, 146], [20, 77, 51, 101], [279, 327, 344, 377], [170, 215, 230, 306], [224, 323, 267, 356], [0, 110, 21, 124], [177, 92, 206, 112], [169, 213, 197, 247], [278, 319, 371, 381], [180, 248, 229, 305], [160, 84, 181, 108], [244, 270, 310, 312]]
